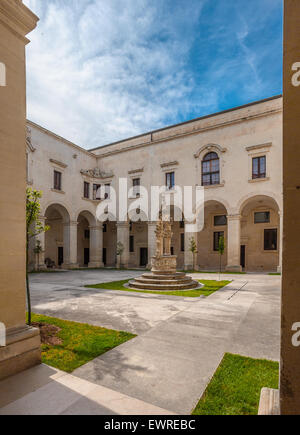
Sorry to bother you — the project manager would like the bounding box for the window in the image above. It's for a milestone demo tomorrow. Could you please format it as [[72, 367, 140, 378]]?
[[252, 156, 266, 179], [84, 229, 90, 239], [254, 211, 270, 224], [93, 184, 101, 200], [133, 178, 140, 197], [103, 223, 107, 233], [181, 233, 185, 252], [171, 247, 174, 256], [180, 219, 185, 229], [130, 235, 134, 253], [54, 170, 62, 191], [214, 215, 227, 226], [213, 231, 224, 251], [166, 172, 175, 190], [202, 152, 220, 186], [84, 182, 90, 199], [264, 229, 277, 251]]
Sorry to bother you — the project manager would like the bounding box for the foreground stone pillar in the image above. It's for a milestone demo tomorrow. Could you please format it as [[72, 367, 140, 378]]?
[[147, 222, 157, 269], [226, 214, 242, 272], [89, 225, 104, 268], [277, 211, 283, 273], [280, 0, 300, 414], [116, 222, 130, 268], [0, 0, 40, 380], [63, 221, 79, 269]]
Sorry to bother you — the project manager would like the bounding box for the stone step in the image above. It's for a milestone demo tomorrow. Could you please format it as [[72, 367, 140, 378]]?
[[128, 280, 200, 291], [134, 277, 192, 285], [142, 272, 187, 280]]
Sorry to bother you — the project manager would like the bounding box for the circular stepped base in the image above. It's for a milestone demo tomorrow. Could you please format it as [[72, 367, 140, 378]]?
[[128, 272, 199, 291]]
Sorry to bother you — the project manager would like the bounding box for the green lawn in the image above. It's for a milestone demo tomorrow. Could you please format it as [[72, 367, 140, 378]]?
[[181, 270, 246, 275], [192, 353, 279, 415], [269, 273, 281, 276], [86, 279, 230, 298], [30, 313, 136, 373]]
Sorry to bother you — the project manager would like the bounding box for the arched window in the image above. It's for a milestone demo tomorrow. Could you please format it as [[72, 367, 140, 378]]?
[[202, 152, 220, 186]]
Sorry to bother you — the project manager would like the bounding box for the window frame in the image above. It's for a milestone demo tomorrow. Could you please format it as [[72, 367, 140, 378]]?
[[264, 228, 278, 251], [53, 170, 62, 191], [202, 152, 220, 186], [213, 231, 224, 252], [252, 156, 266, 179], [166, 172, 175, 190], [83, 181, 90, 199], [129, 235, 134, 253], [254, 211, 270, 224], [214, 215, 227, 227]]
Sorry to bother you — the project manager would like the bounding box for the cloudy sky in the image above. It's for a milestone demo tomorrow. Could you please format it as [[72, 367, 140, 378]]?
[[23, 0, 283, 150]]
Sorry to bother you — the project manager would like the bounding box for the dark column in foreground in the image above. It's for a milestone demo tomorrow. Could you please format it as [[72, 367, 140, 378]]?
[[281, 0, 300, 415]]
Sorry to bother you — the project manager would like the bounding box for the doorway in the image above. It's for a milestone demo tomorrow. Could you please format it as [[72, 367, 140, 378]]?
[[84, 248, 90, 266], [240, 245, 246, 269], [140, 248, 148, 267], [58, 247, 64, 267]]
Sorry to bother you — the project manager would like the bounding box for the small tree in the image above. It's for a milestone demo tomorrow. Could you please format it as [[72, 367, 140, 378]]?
[[26, 188, 49, 325], [189, 237, 198, 272], [218, 235, 225, 281], [116, 241, 124, 269]]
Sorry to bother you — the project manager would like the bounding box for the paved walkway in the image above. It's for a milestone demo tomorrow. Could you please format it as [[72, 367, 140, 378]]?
[[0, 270, 281, 414]]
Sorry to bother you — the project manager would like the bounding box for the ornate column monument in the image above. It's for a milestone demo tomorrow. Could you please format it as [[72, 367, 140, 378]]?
[[0, 1, 40, 380], [129, 216, 198, 291]]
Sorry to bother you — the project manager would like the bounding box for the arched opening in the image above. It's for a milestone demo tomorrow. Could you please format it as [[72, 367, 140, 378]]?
[[77, 211, 96, 267], [103, 221, 117, 267], [240, 195, 280, 271], [197, 200, 228, 270], [202, 152, 220, 186], [44, 204, 70, 268], [129, 221, 148, 268]]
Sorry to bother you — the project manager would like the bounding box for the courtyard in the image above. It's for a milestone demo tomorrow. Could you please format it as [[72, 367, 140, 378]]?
[[0, 270, 281, 415]]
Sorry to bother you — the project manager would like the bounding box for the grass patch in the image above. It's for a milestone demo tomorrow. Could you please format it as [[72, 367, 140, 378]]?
[[86, 279, 230, 298], [269, 273, 281, 276], [192, 353, 279, 415], [29, 313, 136, 373]]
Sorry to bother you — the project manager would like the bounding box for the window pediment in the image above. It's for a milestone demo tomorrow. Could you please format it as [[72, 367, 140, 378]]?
[[194, 144, 227, 159]]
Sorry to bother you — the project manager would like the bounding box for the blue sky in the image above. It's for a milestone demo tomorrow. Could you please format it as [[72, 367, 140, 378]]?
[[24, 0, 283, 149]]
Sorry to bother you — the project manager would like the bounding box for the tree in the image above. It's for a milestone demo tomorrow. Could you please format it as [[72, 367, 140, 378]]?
[[218, 234, 225, 281], [26, 188, 49, 325], [116, 241, 124, 269], [189, 237, 198, 271]]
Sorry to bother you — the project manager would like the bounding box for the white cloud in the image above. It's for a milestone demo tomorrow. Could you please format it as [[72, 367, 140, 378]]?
[[23, 0, 210, 148]]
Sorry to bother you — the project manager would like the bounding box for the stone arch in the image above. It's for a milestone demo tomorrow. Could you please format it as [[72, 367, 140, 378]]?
[[76, 209, 97, 227], [237, 192, 281, 215], [194, 143, 227, 160], [43, 201, 71, 223]]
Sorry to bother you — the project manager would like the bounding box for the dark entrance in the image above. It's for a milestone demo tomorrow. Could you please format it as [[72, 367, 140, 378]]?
[[58, 247, 64, 266], [240, 245, 246, 269], [103, 248, 107, 266], [84, 248, 90, 266], [140, 248, 148, 267]]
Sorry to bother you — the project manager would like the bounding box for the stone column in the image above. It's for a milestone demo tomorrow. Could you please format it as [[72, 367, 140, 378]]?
[[0, 1, 40, 380], [89, 225, 104, 268], [280, 0, 300, 414], [184, 224, 198, 271], [116, 222, 130, 269], [226, 214, 242, 272], [63, 221, 79, 269], [277, 211, 283, 273], [35, 216, 47, 271], [147, 222, 157, 269]]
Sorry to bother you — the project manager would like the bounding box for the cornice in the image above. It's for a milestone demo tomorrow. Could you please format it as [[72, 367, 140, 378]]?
[[0, 0, 39, 43]]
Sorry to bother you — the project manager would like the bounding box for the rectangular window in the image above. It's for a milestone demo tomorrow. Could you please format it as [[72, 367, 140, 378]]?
[[180, 219, 185, 229], [103, 223, 107, 233], [129, 235, 134, 253], [181, 233, 185, 252], [84, 229, 90, 239], [84, 181, 90, 199], [214, 215, 227, 226], [166, 172, 175, 190], [254, 211, 270, 224], [252, 156, 266, 179], [264, 229, 277, 251], [133, 178, 141, 197], [93, 184, 101, 200], [214, 231, 224, 251], [54, 170, 62, 191]]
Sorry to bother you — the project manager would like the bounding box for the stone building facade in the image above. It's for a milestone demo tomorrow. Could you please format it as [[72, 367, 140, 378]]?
[[27, 95, 283, 273]]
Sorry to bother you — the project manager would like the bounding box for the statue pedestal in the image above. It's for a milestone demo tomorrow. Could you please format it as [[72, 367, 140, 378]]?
[[151, 255, 177, 274]]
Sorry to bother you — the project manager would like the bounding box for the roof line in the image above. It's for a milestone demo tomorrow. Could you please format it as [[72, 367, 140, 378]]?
[[89, 95, 282, 152]]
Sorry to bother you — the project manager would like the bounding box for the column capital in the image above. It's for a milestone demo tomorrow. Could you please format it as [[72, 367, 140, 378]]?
[[89, 225, 103, 231], [64, 221, 78, 227], [227, 214, 241, 221], [116, 221, 129, 227]]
